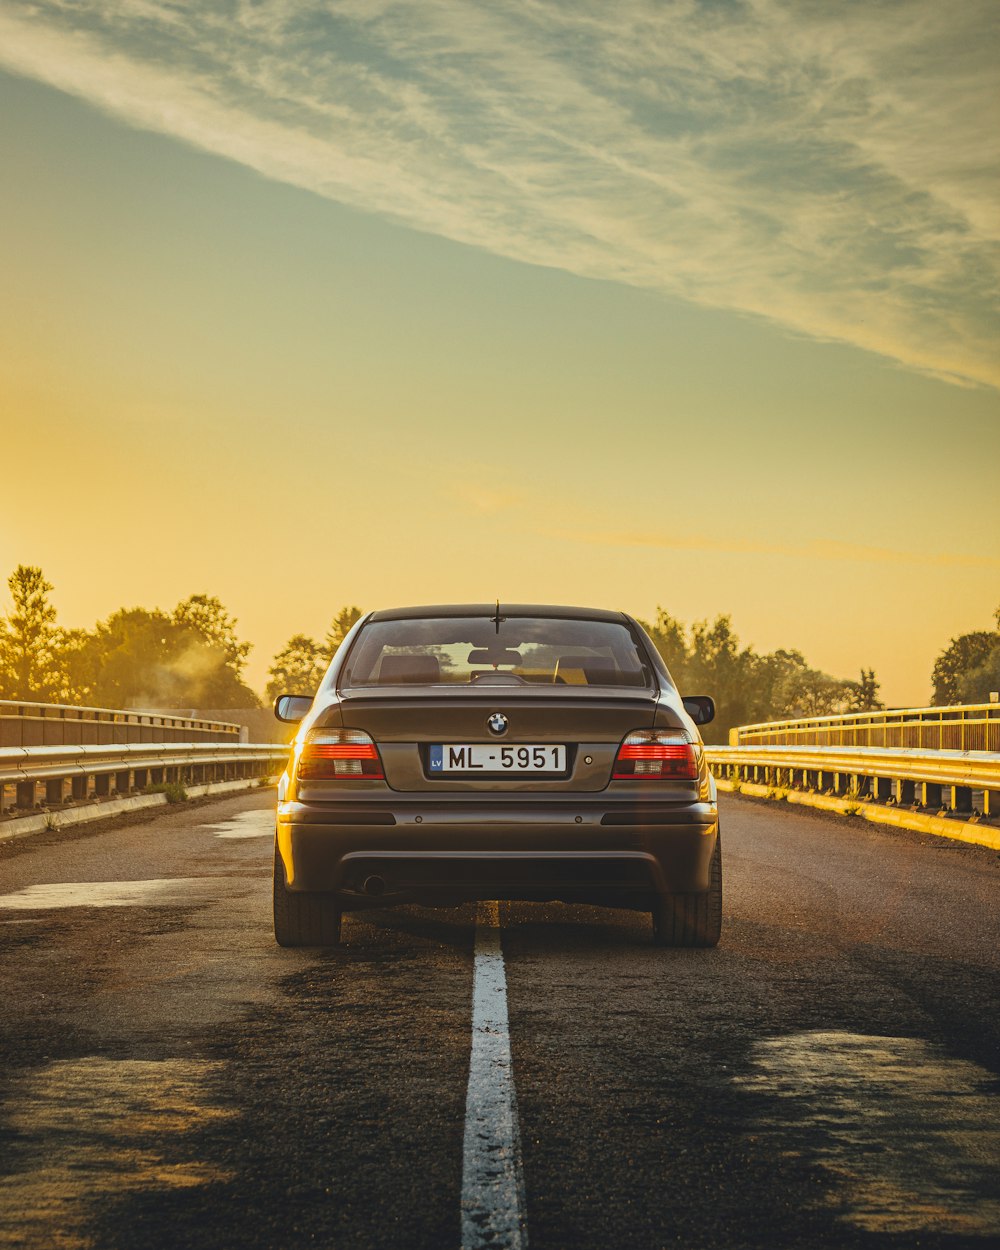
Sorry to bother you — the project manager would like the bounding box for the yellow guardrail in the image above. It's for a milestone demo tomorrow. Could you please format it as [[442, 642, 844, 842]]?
[[705, 744, 1000, 817], [731, 703, 1000, 753]]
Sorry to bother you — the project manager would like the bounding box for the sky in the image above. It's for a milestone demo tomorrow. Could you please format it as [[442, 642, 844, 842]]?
[[0, 0, 998, 706]]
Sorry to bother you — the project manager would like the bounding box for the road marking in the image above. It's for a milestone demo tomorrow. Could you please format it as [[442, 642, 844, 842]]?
[[461, 901, 528, 1250]]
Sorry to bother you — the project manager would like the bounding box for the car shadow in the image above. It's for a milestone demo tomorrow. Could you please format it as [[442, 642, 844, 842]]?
[[343, 902, 478, 950], [494, 901, 657, 951]]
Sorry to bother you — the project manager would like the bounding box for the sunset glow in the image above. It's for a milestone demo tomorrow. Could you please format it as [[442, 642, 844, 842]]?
[[1, 1, 997, 706]]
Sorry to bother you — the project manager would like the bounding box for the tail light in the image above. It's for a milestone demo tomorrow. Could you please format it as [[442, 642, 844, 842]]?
[[297, 729, 385, 780], [613, 730, 700, 781]]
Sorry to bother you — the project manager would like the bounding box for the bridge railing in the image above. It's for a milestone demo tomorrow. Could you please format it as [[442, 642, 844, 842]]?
[[0, 699, 242, 747], [1, 742, 289, 815], [705, 744, 1000, 817], [730, 703, 1000, 753]]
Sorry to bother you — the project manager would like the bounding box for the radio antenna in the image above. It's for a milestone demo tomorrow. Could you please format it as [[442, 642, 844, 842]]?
[[493, 599, 504, 634]]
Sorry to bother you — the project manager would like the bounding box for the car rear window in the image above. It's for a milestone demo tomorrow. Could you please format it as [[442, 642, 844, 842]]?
[[340, 616, 651, 689]]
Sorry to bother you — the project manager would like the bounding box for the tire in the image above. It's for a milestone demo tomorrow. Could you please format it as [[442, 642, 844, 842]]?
[[652, 834, 722, 948], [273, 845, 342, 947]]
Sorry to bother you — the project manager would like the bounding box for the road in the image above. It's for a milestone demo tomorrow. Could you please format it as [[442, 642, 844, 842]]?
[[1, 790, 998, 1250]]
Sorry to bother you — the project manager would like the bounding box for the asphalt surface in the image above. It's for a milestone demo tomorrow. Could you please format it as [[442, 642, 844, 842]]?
[[1, 790, 998, 1250]]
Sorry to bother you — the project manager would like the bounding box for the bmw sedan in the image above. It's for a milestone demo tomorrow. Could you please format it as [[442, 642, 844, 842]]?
[[273, 604, 721, 947]]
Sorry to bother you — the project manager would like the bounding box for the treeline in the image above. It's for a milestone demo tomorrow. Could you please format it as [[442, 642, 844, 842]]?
[[1, 566, 997, 734], [642, 601, 998, 741], [0, 564, 361, 712], [637, 609, 882, 744], [0, 566, 260, 709]]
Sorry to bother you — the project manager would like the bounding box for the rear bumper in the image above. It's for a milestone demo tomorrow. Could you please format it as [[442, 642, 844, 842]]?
[[276, 797, 718, 907]]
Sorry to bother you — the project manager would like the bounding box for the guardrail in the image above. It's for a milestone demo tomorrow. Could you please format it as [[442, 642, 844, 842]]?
[[0, 699, 243, 748], [705, 745, 1000, 817], [0, 742, 289, 816], [731, 703, 1000, 753]]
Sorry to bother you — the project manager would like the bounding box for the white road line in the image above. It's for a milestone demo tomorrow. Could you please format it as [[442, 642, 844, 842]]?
[[461, 900, 528, 1250]]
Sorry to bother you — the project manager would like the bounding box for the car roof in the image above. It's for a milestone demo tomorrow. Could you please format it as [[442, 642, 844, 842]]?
[[367, 603, 630, 624]]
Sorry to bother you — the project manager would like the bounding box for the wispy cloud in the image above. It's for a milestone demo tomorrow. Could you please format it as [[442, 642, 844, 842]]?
[[563, 528, 1000, 569], [453, 483, 528, 515], [1, 0, 997, 386]]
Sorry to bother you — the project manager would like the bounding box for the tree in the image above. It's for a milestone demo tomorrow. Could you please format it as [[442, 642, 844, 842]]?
[[638, 608, 690, 688], [80, 608, 188, 708], [684, 614, 760, 741], [932, 631, 996, 704], [777, 666, 854, 717], [640, 610, 775, 743], [955, 643, 1000, 703], [847, 668, 883, 712], [79, 602, 260, 710], [173, 594, 253, 676], [323, 606, 363, 659], [171, 593, 259, 707], [55, 627, 98, 705], [266, 635, 328, 703], [751, 649, 809, 719], [0, 565, 63, 700]]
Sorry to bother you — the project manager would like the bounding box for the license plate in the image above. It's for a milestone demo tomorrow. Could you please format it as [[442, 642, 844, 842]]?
[[429, 744, 566, 773]]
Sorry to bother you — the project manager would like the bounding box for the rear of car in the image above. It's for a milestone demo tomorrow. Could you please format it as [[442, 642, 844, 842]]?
[[273, 605, 721, 947]]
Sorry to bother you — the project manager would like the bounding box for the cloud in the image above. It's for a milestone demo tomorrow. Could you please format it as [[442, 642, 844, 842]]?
[[562, 528, 1000, 569], [453, 483, 528, 515], [0, 0, 997, 387]]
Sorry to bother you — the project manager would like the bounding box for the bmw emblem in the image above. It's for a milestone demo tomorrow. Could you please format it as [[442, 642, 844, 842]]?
[[487, 712, 508, 736]]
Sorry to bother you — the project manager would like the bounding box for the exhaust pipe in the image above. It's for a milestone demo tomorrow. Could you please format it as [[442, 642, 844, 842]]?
[[362, 875, 386, 897]]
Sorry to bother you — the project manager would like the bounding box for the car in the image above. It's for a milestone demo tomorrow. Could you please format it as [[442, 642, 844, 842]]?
[[272, 603, 721, 947]]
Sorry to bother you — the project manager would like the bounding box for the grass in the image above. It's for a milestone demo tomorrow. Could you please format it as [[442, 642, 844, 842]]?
[[145, 781, 187, 804]]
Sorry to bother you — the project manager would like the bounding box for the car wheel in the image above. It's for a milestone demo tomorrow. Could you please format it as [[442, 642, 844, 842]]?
[[652, 834, 722, 948], [272, 844, 342, 947]]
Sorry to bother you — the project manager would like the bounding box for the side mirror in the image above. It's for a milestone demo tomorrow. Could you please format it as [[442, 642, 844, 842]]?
[[683, 695, 715, 725], [274, 694, 315, 723]]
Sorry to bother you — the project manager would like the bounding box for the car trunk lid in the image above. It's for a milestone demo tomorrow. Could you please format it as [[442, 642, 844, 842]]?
[[333, 686, 660, 792]]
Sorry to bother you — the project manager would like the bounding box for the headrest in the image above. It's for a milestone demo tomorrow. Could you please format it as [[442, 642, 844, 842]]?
[[556, 654, 617, 685], [378, 654, 441, 684]]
